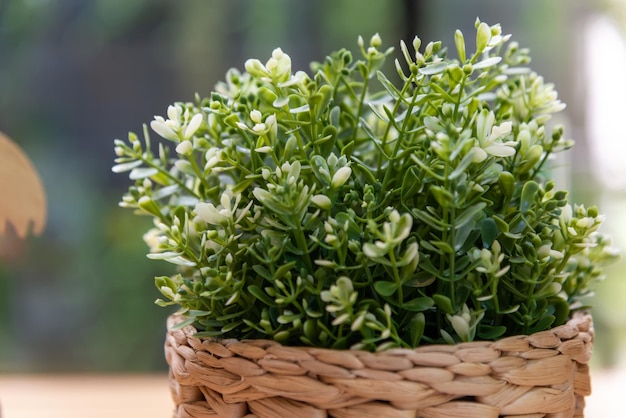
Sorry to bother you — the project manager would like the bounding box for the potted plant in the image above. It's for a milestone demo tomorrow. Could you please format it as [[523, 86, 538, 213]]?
[[113, 20, 617, 418]]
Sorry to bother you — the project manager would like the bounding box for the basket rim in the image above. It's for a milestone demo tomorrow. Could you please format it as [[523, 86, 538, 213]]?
[[165, 311, 593, 417]]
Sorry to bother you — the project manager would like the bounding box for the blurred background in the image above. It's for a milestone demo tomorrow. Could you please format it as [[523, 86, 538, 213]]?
[[1, 0, 625, 373]]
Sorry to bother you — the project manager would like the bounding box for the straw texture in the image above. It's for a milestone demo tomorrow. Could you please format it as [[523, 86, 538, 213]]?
[[166, 312, 593, 418]]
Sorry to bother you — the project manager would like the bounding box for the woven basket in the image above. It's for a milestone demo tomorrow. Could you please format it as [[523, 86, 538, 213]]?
[[165, 312, 593, 418]]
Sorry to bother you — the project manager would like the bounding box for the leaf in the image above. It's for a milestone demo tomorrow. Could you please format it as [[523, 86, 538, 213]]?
[[402, 297, 434, 312], [449, 149, 480, 180], [151, 185, 179, 200], [428, 82, 456, 103], [433, 294, 454, 314], [419, 61, 448, 75], [248, 285, 278, 307], [367, 102, 389, 123], [409, 313, 425, 346], [480, 218, 499, 248], [455, 202, 487, 230], [169, 316, 196, 330], [404, 271, 436, 287], [252, 265, 272, 280], [472, 56, 502, 70], [374, 281, 398, 297], [430, 186, 454, 208], [529, 315, 555, 334], [129, 167, 159, 180], [273, 261, 297, 280], [412, 209, 446, 231], [431, 240, 454, 254], [520, 181, 539, 213], [477, 324, 507, 339], [111, 159, 143, 173], [553, 298, 570, 326], [376, 70, 403, 100]]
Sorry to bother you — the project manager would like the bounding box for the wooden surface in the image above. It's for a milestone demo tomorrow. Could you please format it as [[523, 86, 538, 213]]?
[[0, 370, 623, 417]]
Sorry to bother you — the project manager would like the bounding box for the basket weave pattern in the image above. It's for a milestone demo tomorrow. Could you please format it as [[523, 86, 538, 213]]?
[[165, 312, 593, 418]]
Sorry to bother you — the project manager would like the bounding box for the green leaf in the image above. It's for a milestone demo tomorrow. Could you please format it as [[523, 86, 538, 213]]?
[[431, 240, 453, 254], [428, 82, 456, 103], [412, 209, 446, 231], [376, 70, 403, 100], [404, 271, 436, 287], [520, 181, 539, 213], [553, 299, 570, 326], [455, 203, 487, 230], [433, 294, 454, 314], [252, 265, 272, 280], [419, 61, 447, 75], [402, 297, 434, 312], [480, 218, 499, 248], [409, 313, 426, 346], [477, 324, 507, 339], [498, 171, 515, 199], [169, 316, 196, 330], [430, 186, 454, 208], [530, 315, 555, 333], [248, 285, 278, 307], [273, 261, 297, 280], [374, 281, 398, 297]]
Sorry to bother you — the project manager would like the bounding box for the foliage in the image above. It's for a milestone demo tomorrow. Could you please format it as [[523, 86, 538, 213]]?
[[113, 20, 618, 350]]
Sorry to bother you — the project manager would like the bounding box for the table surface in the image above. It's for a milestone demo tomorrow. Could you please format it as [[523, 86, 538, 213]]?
[[0, 369, 624, 417]]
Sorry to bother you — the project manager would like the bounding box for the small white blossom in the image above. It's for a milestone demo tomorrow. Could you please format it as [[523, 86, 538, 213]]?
[[175, 140, 193, 155], [150, 116, 178, 141], [183, 113, 203, 140], [331, 166, 352, 188]]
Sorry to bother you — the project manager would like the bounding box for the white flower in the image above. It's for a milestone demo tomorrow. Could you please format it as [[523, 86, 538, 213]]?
[[150, 116, 178, 141], [245, 48, 292, 82], [474, 109, 517, 157], [183, 113, 203, 140], [331, 166, 352, 188], [175, 140, 193, 155], [143, 228, 163, 252], [194, 193, 236, 226], [250, 110, 263, 124], [311, 195, 332, 210]]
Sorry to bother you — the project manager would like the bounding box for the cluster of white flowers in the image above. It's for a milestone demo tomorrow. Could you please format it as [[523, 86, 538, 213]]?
[[150, 104, 203, 144]]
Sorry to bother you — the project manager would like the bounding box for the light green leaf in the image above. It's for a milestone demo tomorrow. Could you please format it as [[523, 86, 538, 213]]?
[[419, 61, 447, 75]]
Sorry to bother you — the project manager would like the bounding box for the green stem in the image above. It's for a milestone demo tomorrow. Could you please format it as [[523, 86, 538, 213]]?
[[388, 248, 403, 305]]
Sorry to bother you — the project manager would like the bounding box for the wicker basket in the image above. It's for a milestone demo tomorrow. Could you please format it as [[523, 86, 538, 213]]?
[[165, 312, 593, 418]]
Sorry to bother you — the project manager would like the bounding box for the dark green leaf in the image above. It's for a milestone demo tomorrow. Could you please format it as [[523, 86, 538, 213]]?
[[477, 324, 507, 339], [480, 218, 499, 248], [404, 271, 436, 287], [248, 285, 278, 307], [169, 316, 196, 330], [374, 281, 398, 297], [455, 203, 487, 230], [433, 294, 454, 314], [530, 315, 555, 333], [430, 186, 454, 208], [402, 297, 434, 312], [409, 313, 426, 346]]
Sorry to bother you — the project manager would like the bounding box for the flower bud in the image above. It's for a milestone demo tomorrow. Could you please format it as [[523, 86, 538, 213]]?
[[331, 166, 352, 188], [175, 140, 193, 155]]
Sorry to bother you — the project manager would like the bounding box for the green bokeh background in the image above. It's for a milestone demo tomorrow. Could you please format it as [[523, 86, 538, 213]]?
[[1, 0, 624, 372]]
